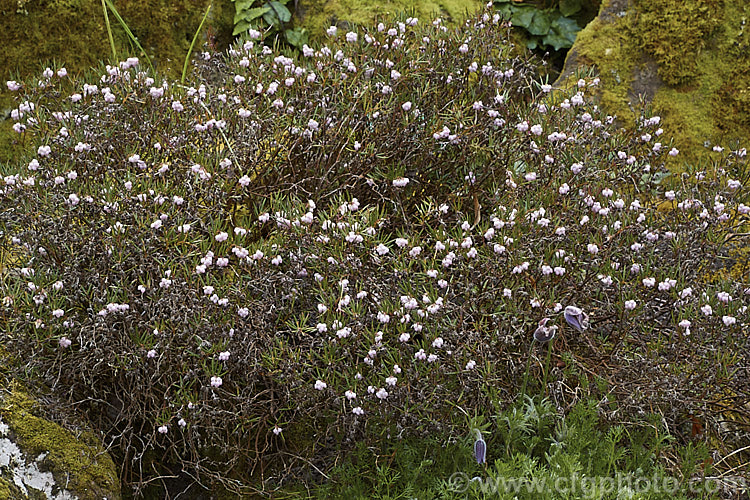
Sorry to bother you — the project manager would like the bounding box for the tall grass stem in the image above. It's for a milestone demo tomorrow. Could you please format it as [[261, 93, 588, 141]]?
[[183, 3, 213, 84], [101, 0, 117, 62], [103, 0, 155, 73]]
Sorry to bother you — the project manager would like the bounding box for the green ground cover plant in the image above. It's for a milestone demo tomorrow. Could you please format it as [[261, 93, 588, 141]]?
[[0, 4, 748, 497], [302, 397, 731, 499]]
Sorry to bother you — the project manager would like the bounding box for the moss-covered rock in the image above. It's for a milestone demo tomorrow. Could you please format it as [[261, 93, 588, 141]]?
[[557, 0, 750, 165], [0, 382, 121, 499]]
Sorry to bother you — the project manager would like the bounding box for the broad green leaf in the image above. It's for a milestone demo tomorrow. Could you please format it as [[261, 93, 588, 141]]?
[[552, 15, 580, 44], [526, 38, 539, 50], [495, 3, 513, 18], [510, 6, 535, 29], [285, 28, 308, 47], [262, 9, 279, 26], [235, 0, 255, 11], [527, 11, 551, 36], [559, 0, 582, 17], [541, 32, 571, 50], [554, 15, 580, 33], [267, 1, 291, 22], [101, 0, 116, 62], [233, 19, 252, 35], [234, 6, 270, 25]]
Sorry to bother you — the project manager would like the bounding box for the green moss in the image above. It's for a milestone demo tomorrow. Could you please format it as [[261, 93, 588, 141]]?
[[647, 0, 750, 165], [297, 0, 483, 40], [635, 0, 723, 87], [649, 86, 716, 163], [562, 0, 750, 166], [0, 476, 29, 500], [564, 0, 639, 125], [0, 477, 20, 500], [0, 382, 121, 500], [0, 121, 24, 165]]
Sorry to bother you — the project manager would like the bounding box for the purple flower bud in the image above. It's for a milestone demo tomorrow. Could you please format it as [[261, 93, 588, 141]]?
[[533, 318, 557, 343], [473, 429, 486, 464], [563, 306, 589, 332]]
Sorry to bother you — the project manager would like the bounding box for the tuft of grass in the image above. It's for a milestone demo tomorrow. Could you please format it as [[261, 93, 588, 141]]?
[[101, 0, 117, 63]]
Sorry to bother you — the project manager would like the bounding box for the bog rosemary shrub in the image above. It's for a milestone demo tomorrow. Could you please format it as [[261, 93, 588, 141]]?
[[1, 5, 748, 494]]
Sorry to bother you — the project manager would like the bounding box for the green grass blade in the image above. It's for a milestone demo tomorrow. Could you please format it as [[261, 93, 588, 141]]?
[[182, 2, 213, 84], [101, 0, 117, 62], [103, 0, 155, 74]]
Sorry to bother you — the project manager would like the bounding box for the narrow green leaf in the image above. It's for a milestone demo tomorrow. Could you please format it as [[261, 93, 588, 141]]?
[[262, 9, 279, 26], [101, 0, 117, 62], [182, 2, 212, 84], [103, 0, 154, 73], [512, 160, 527, 174]]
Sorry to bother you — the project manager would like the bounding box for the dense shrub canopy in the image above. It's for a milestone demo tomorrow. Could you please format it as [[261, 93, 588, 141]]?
[[1, 6, 748, 495]]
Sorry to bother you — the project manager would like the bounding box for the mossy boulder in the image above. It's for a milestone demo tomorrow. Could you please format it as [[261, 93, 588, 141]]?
[[0, 383, 121, 499], [557, 0, 750, 165]]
